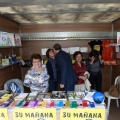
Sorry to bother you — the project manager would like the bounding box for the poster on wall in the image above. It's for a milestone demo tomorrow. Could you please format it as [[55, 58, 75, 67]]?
[[117, 32, 120, 45]]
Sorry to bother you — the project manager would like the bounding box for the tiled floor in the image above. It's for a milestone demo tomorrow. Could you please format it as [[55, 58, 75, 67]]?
[[105, 99, 120, 120]]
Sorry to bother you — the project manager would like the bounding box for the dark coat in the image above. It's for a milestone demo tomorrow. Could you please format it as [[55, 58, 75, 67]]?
[[46, 59, 58, 92], [55, 50, 77, 91], [46, 60, 54, 80]]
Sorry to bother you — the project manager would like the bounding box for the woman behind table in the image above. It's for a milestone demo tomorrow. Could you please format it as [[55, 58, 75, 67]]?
[[46, 48, 58, 92], [73, 51, 88, 91], [24, 53, 49, 93], [86, 50, 104, 92]]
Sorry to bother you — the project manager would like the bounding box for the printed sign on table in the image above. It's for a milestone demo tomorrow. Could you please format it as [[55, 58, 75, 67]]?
[[0, 108, 8, 120], [13, 108, 56, 120], [60, 108, 106, 120]]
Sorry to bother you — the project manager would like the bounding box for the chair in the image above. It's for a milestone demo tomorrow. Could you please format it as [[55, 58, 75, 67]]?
[[104, 76, 120, 115], [4, 79, 24, 93]]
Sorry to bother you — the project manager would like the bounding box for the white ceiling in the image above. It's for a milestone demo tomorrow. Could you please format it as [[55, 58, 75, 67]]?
[[0, 0, 120, 24]]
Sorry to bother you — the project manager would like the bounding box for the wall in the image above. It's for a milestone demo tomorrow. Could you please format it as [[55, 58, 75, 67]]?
[[21, 23, 112, 33], [113, 19, 120, 31], [21, 40, 90, 60], [0, 16, 20, 32]]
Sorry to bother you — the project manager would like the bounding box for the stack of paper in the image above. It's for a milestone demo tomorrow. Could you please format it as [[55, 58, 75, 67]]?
[[14, 93, 28, 100], [26, 92, 38, 101], [27, 100, 38, 108]]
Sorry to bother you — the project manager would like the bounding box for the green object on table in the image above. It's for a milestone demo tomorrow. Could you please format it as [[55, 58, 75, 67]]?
[[70, 101, 77, 108]]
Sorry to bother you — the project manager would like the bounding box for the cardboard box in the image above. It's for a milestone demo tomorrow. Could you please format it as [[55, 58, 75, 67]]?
[[2, 59, 9, 66]]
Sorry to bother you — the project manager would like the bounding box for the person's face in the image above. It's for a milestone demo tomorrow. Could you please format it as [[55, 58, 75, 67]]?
[[90, 56, 95, 61], [91, 56, 95, 59], [49, 50, 55, 58], [75, 54, 82, 63], [32, 59, 41, 68], [53, 48, 57, 55]]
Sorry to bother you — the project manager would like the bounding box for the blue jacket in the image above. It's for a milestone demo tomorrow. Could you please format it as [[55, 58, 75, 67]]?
[[55, 50, 77, 91]]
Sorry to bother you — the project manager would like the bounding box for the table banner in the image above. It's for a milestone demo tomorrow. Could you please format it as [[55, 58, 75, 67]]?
[[13, 108, 56, 120], [0, 108, 8, 120], [60, 108, 106, 120]]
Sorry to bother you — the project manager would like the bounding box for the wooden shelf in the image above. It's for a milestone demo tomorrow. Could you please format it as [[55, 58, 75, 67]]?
[[0, 46, 22, 49], [0, 62, 19, 70]]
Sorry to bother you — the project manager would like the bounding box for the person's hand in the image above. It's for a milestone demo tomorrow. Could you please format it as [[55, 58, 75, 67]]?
[[60, 84, 64, 88], [99, 55, 104, 63], [82, 76, 87, 81], [99, 55, 102, 61], [90, 56, 95, 64], [79, 76, 87, 81]]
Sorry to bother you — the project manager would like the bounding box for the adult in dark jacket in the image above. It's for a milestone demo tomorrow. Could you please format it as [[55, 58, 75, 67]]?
[[46, 48, 58, 92], [53, 43, 77, 91], [86, 50, 104, 92]]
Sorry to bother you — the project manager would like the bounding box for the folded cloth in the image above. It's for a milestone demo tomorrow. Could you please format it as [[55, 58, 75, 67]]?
[[84, 71, 90, 78], [84, 71, 91, 91]]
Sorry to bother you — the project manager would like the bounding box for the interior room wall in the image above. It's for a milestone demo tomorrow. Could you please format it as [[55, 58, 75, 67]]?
[[113, 19, 120, 31], [0, 16, 20, 32], [21, 23, 112, 33]]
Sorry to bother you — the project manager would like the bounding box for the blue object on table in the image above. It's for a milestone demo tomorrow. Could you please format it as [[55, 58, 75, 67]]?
[[89, 101, 95, 108], [54, 101, 59, 108], [58, 100, 64, 107], [93, 92, 104, 104]]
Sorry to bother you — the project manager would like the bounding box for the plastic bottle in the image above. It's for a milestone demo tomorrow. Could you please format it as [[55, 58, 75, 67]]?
[[8, 54, 12, 64], [0, 50, 2, 66]]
